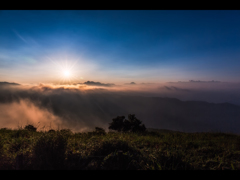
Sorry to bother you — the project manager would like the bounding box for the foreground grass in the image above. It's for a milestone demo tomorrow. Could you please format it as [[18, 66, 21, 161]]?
[[0, 128, 240, 170]]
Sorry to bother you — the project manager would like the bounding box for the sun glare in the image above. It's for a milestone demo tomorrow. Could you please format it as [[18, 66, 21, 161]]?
[[64, 70, 70, 78], [48, 56, 80, 85]]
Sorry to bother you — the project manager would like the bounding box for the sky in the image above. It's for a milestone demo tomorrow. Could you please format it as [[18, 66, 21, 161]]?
[[1, 10, 240, 132], [1, 10, 240, 85]]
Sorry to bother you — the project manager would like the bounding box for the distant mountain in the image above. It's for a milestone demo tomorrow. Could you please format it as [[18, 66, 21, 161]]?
[[80, 95, 240, 134], [46, 94, 240, 134], [109, 96, 240, 134], [0, 82, 20, 86]]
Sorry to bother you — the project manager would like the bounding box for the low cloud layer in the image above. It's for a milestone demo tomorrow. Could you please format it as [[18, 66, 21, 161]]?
[[169, 80, 222, 83], [0, 81, 240, 133], [81, 81, 115, 87], [188, 80, 221, 83], [0, 99, 63, 131]]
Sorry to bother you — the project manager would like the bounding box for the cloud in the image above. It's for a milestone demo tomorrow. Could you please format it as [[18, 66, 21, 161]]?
[[12, 30, 28, 43], [0, 84, 117, 132], [0, 99, 63, 131], [0, 81, 21, 86], [189, 80, 221, 83], [169, 80, 222, 83], [81, 81, 115, 87], [125, 82, 136, 85], [164, 86, 190, 92], [0, 81, 240, 134], [141, 83, 155, 84]]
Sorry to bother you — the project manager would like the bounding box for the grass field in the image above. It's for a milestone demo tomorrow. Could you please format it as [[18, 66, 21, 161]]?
[[0, 127, 240, 170]]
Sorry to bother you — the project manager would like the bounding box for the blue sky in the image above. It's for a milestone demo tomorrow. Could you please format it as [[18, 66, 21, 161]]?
[[1, 10, 240, 84]]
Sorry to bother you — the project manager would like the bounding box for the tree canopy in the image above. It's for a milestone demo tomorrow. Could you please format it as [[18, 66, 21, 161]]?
[[109, 114, 146, 133]]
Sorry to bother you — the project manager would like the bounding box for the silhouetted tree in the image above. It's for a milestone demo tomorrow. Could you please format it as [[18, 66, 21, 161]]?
[[109, 116, 125, 132], [109, 114, 146, 133]]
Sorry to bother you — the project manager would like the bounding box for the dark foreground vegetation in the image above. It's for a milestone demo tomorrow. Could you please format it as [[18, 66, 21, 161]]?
[[1, 126, 240, 170]]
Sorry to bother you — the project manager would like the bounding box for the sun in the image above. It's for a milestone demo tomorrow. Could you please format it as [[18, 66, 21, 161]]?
[[63, 70, 71, 78], [48, 56, 81, 85]]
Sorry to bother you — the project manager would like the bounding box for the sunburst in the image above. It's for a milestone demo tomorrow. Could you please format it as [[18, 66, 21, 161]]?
[[47, 56, 80, 85]]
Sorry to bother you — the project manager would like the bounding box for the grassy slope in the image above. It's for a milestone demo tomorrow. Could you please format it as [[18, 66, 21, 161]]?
[[0, 128, 240, 170], [147, 128, 182, 133]]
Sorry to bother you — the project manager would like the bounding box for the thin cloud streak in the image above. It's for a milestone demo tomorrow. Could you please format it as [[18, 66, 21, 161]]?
[[81, 81, 115, 87], [12, 29, 28, 43]]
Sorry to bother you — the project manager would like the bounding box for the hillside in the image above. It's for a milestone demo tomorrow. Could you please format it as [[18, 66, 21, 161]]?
[[147, 128, 181, 133], [0, 127, 240, 170]]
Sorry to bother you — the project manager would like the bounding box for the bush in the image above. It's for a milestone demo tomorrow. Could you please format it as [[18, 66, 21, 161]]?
[[109, 114, 146, 133], [91, 140, 140, 156], [9, 138, 29, 154], [94, 127, 106, 135], [0, 136, 3, 156], [89, 140, 143, 170], [0, 128, 10, 132], [153, 152, 193, 170], [0, 136, 5, 169], [60, 129, 72, 136], [24, 125, 37, 132], [48, 129, 56, 133], [10, 130, 30, 138], [32, 133, 67, 169]]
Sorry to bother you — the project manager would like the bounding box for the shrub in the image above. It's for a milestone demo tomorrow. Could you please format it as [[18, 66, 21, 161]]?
[[91, 140, 140, 157], [0, 128, 10, 132], [32, 133, 67, 169], [153, 152, 193, 170], [94, 127, 106, 135], [9, 138, 29, 154], [60, 129, 72, 136], [10, 130, 30, 138], [48, 129, 56, 133], [0, 136, 6, 169], [89, 140, 143, 170], [24, 125, 37, 132], [0, 136, 3, 156]]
